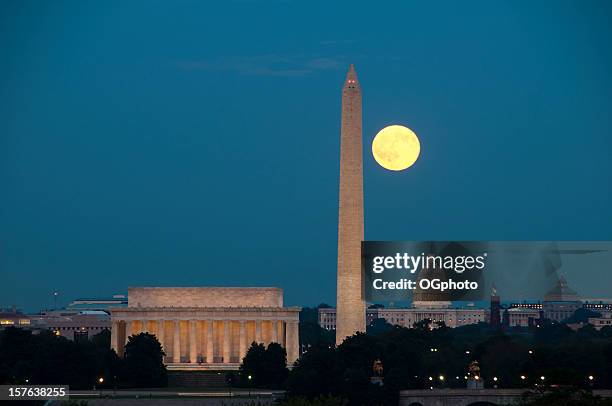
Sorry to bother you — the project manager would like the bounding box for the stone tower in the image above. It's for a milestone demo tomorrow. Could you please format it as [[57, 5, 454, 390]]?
[[336, 64, 366, 345]]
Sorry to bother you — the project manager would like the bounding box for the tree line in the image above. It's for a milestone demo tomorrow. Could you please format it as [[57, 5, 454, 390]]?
[[0, 327, 166, 389], [2, 305, 612, 405]]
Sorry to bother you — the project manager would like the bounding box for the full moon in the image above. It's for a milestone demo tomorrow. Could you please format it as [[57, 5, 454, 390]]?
[[372, 125, 421, 171]]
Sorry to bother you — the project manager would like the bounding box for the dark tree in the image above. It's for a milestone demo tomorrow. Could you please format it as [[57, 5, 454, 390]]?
[[562, 308, 602, 324], [300, 321, 335, 349], [91, 329, 121, 389], [366, 318, 393, 336], [121, 332, 167, 388], [239, 342, 288, 388], [287, 343, 340, 399], [0, 327, 113, 389], [299, 305, 335, 350], [262, 343, 289, 388], [240, 342, 267, 387]]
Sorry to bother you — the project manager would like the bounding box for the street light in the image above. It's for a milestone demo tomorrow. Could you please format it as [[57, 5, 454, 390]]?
[[439, 375, 444, 381], [97, 377, 104, 397], [248, 375, 252, 397], [493, 377, 498, 382], [540, 376, 545, 381], [520, 375, 526, 380], [588, 375, 594, 381]]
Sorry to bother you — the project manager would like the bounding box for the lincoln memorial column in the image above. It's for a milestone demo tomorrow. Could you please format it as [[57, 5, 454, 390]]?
[[255, 320, 262, 343], [239, 320, 247, 360], [173, 320, 181, 363], [125, 320, 133, 342], [189, 320, 197, 363], [111, 320, 119, 353], [157, 320, 165, 352], [206, 321, 214, 363], [223, 320, 231, 363], [286, 321, 299, 364], [271, 320, 278, 343], [141, 319, 148, 333]]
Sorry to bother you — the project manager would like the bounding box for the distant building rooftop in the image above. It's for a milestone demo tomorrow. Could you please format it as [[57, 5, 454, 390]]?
[[66, 295, 128, 312], [0, 310, 31, 327], [544, 276, 580, 302]]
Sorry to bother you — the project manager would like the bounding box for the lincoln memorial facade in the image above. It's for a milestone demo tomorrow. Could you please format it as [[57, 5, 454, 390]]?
[[110, 287, 300, 370]]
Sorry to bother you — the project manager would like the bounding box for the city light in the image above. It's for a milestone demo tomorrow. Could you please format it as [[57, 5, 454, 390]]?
[[528, 350, 533, 354], [438, 375, 444, 381], [465, 350, 470, 354], [493, 377, 498, 382], [430, 347, 438, 352], [520, 375, 526, 380], [428, 376, 433, 381], [248, 375, 252, 380], [98, 377, 104, 383], [540, 376, 545, 381], [588, 375, 594, 381], [474, 376, 480, 380]]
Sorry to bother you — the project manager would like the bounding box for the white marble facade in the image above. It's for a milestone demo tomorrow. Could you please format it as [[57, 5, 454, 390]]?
[[110, 287, 300, 370]]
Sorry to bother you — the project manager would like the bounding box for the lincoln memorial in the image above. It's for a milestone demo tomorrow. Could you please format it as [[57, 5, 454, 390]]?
[[110, 287, 300, 370]]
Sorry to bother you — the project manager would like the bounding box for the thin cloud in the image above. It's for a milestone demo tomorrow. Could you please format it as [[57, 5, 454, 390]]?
[[320, 39, 356, 46], [175, 54, 346, 77]]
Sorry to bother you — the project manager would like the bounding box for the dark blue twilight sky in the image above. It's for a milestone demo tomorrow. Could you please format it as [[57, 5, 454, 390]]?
[[1, 1, 611, 311]]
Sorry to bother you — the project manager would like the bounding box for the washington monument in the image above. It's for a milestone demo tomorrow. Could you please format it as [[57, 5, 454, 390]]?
[[336, 64, 366, 345]]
